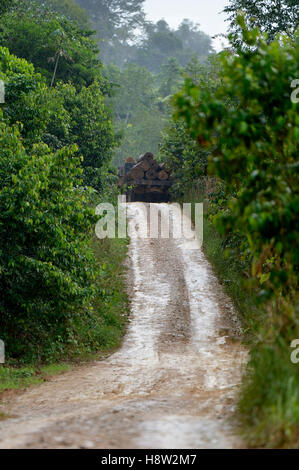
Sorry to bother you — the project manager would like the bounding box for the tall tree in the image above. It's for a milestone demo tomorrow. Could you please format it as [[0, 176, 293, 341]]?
[[0, 1, 103, 89], [184, 55, 204, 84], [104, 63, 166, 165], [35, 0, 90, 28], [176, 19, 214, 64], [75, 0, 146, 64], [135, 19, 214, 73], [224, 0, 299, 45], [158, 57, 183, 98]]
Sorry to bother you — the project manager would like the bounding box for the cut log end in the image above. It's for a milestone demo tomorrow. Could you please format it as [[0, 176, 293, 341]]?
[[125, 156, 136, 164], [157, 170, 170, 181], [145, 169, 158, 180]]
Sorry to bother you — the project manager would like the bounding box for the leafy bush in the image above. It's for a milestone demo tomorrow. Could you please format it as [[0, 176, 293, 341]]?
[[62, 81, 115, 189], [176, 23, 299, 304], [0, 5, 126, 368], [0, 46, 49, 146], [0, 120, 98, 362], [0, 45, 115, 191], [159, 118, 208, 197]]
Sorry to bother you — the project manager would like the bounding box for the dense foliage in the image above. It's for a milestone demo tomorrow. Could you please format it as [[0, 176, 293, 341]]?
[[35, 0, 90, 28], [176, 23, 299, 304], [62, 0, 215, 168], [0, 119, 98, 361], [75, 1, 214, 70], [0, 0, 117, 189], [160, 56, 221, 195], [160, 119, 208, 198], [224, 0, 299, 46], [0, 4, 119, 362], [135, 19, 214, 74], [0, 0, 14, 17], [105, 63, 168, 165], [0, 46, 47, 147], [75, 0, 146, 65], [0, 1, 102, 88]]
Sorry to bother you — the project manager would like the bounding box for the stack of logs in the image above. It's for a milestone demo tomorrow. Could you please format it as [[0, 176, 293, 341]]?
[[119, 153, 172, 201], [128, 152, 170, 182]]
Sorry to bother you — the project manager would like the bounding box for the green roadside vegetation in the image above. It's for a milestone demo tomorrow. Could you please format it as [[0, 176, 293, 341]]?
[[161, 9, 299, 447], [0, 364, 69, 392], [0, 236, 129, 394]]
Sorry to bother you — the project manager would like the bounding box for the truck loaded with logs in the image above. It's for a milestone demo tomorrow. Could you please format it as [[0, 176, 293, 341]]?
[[118, 152, 172, 202]]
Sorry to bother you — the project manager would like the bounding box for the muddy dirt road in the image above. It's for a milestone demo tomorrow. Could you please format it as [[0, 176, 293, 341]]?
[[0, 203, 247, 449]]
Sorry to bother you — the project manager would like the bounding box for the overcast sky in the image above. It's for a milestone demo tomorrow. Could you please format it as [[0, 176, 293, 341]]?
[[144, 0, 229, 51]]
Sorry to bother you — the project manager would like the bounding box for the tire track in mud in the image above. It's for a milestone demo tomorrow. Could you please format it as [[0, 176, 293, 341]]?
[[0, 203, 247, 449]]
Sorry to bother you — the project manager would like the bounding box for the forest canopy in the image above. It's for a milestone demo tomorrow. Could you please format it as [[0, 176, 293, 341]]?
[[74, 0, 214, 69]]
